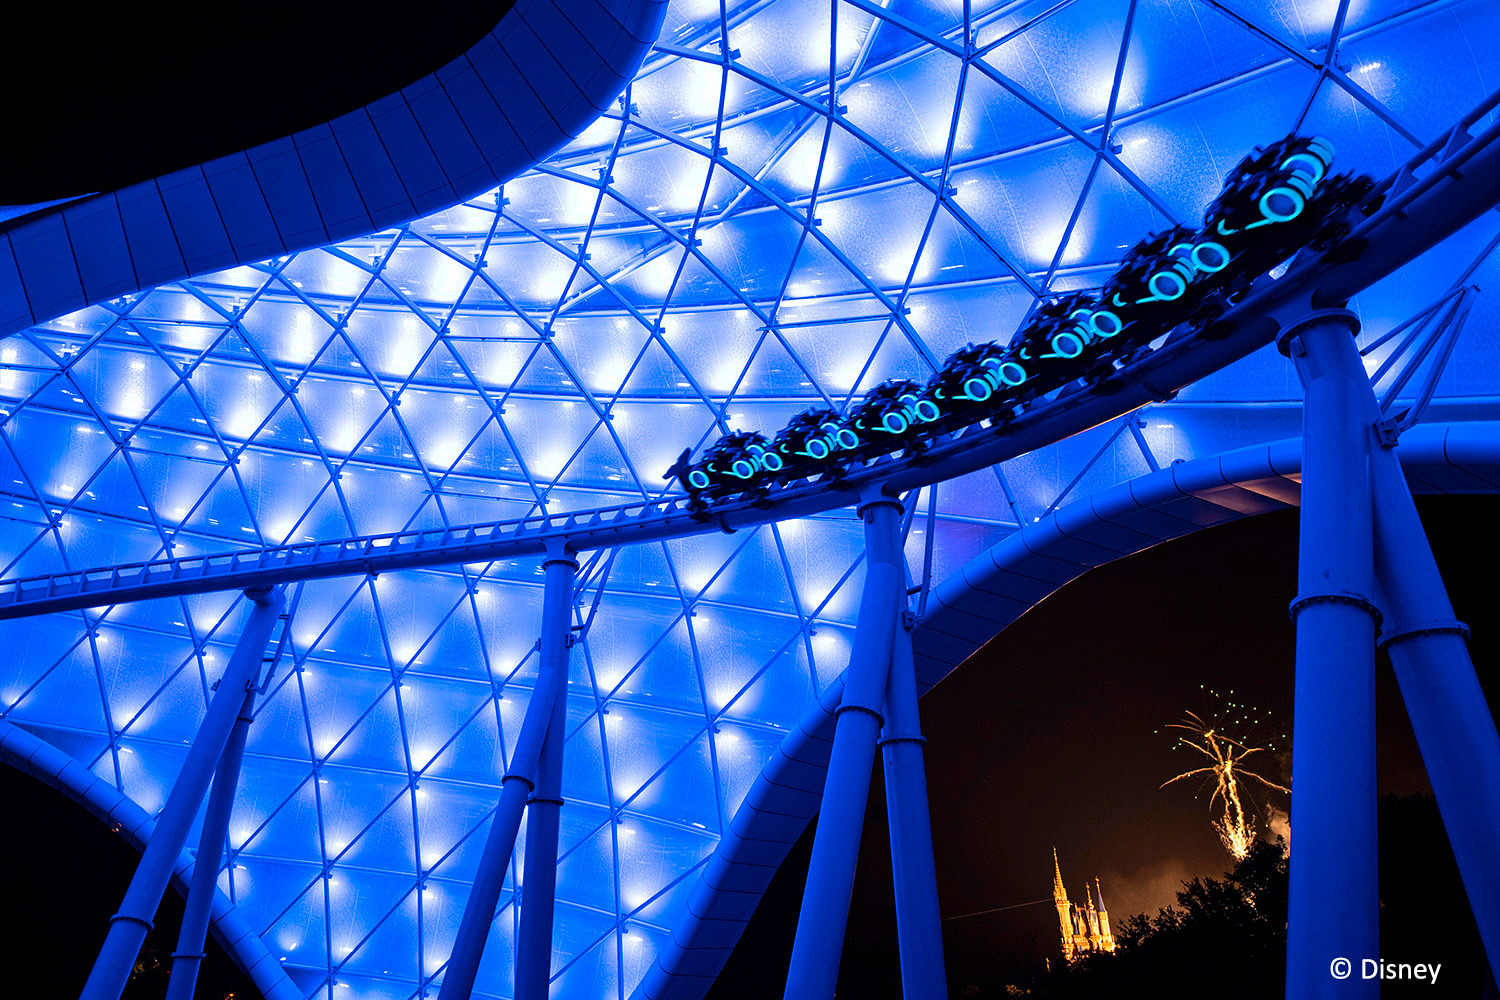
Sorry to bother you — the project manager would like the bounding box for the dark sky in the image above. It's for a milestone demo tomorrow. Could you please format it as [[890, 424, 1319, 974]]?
[[907, 495, 1492, 987], [2, 8, 1495, 999], [0, 3, 510, 205]]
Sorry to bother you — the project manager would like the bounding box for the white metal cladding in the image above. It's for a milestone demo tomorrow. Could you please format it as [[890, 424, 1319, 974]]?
[[2, 2, 1500, 999]]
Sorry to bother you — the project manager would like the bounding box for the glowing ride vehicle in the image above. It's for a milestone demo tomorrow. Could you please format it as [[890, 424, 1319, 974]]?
[[666, 134, 1375, 516]]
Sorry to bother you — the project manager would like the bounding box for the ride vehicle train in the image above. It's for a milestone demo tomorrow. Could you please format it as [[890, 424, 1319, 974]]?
[[665, 134, 1376, 516]]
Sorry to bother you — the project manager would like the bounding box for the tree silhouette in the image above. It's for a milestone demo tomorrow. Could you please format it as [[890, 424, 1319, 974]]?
[[1033, 839, 1288, 998]]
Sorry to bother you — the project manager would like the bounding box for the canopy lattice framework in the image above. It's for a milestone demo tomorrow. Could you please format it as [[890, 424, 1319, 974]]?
[[2, 1, 1499, 998]]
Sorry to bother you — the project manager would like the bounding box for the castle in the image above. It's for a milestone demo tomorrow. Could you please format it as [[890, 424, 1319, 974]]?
[[1052, 848, 1116, 962]]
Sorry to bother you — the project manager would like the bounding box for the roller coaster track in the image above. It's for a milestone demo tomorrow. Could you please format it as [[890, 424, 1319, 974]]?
[[1, 88, 1498, 621]]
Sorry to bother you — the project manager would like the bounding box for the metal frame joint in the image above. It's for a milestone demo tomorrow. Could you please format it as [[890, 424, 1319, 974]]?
[[1288, 591, 1383, 626], [1276, 308, 1362, 357], [1378, 619, 1471, 649], [108, 913, 154, 931], [856, 492, 904, 520], [541, 539, 579, 569], [834, 702, 885, 726]]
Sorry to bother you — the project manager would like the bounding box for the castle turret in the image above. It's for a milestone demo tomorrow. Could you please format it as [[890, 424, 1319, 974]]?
[[1095, 877, 1114, 947], [1050, 853, 1118, 961], [1084, 884, 1101, 940], [1052, 848, 1075, 961]]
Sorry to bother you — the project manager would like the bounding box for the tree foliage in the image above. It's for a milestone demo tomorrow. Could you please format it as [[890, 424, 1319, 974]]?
[[1017, 795, 1494, 998], [1033, 839, 1288, 998]]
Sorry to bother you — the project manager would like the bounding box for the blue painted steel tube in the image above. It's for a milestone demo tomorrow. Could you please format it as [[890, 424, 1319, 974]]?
[[1282, 311, 1380, 999], [439, 553, 576, 1000], [1370, 445, 1500, 984], [162, 685, 258, 1000], [783, 498, 904, 1000], [80, 587, 284, 1000], [880, 621, 948, 999], [515, 556, 579, 999]]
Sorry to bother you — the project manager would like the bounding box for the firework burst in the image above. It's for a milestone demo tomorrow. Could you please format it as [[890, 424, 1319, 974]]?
[[1160, 688, 1289, 860]]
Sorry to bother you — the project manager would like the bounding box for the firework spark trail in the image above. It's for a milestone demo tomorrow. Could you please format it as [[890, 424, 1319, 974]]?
[[1160, 691, 1289, 860]]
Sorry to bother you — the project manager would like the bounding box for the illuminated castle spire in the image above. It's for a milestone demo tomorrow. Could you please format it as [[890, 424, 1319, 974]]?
[[1051, 850, 1117, 963]]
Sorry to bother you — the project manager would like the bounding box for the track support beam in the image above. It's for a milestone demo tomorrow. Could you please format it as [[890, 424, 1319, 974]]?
[[1279, 305, 1500, 992], [1370, 430, 1500, 982], [783, 497, 904, 1000], [515, 555, 581, 999], [880, 620, 948, 999], [439, 551, 577, 1000], [80, 587, 285, 1000], [1281, 310, 1381, 999], [162, 683, 259, 1000]]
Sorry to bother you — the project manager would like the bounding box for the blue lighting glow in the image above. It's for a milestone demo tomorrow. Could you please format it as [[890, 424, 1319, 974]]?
[[2, 2, 1500, 999]]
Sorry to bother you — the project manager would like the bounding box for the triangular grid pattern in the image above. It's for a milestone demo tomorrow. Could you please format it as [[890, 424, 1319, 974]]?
[[3, 1, 1500, 998]]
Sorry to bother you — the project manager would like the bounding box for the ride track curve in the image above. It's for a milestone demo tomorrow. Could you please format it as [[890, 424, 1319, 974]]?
[[2, 84, 1498, 621]]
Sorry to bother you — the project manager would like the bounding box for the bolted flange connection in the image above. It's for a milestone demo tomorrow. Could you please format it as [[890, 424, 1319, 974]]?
[[1275, 307, 1362, 357]]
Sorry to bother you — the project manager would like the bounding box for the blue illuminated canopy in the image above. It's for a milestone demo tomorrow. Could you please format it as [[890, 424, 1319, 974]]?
[[2, 2, 1499, 999]]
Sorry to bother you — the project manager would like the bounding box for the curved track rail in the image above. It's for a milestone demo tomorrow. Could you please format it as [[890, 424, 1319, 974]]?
[[1, 88, 1498, 620]]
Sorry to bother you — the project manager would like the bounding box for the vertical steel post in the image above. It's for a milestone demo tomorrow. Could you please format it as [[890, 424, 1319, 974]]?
[[162, 685, 258, 1000], [1370, 444, 1500, 983], [880, 619, 947, 999], [783, 497, 904, 1000], [1280, 310, 1380, 999], [439, 549, 576, 1000], [515, 555, 579, 1000], [80, 587, 285, 1000]]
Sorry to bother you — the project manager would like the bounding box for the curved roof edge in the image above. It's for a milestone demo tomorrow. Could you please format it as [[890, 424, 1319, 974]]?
[[635, 419, 1500, 1000], [0, 719, 302, 1000], [0, 0, 667, 340]]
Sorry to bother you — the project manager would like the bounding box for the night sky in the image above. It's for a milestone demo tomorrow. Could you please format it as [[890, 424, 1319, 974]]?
[[0, 3, 509, 206], [3, 8, 1496, 999]]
